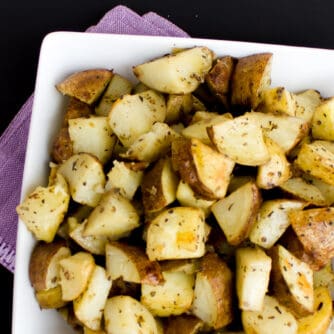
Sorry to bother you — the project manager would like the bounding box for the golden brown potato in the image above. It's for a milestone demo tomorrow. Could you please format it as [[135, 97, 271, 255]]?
[[165, 315, 204, 334], [105, 241, 163, 285], [159, 258, 201, 275], [56, 69, 113, 105], [231, 53, 273, 108], [165, 94, 193, 124], [205, 56, 236, 108], [35, 286, 68, 309], [191, 252, 233, 329], [51, 127, 74, 164], [289, 207, 334, 269], [211, 182, 262, 246], [141, 157, 179, 213], [63, 97, 93, 126], [311, 97, 334, 140], [294, 89, 322, 123], [29, 239, 71, 292], [171, 136, 235, 200], [269, 245, 314, 318]]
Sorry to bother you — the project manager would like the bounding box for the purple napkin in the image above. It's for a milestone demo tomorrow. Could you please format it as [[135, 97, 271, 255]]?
[[0, 5, 189, 273]]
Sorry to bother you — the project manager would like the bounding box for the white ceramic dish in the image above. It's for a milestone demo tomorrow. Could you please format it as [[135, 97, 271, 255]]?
[[12, 31, 334, 333]]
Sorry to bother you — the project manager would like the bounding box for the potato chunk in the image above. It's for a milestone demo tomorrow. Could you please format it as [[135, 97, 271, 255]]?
[[312, 97, 334, 140], [165, 315, 204, 334], [294, 89, 322, 122], [56, 69, 113, 105], [133, 47, 214, 94], [146, 207, 206, 260]]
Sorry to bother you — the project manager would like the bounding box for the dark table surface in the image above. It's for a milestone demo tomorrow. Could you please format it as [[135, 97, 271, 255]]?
[[2, 0, 334, 332]]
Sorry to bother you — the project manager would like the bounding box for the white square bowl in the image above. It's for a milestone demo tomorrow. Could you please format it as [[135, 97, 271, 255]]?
[[12, 31, 334, 334]]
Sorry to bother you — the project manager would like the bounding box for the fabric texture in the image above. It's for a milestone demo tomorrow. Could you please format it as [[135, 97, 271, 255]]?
[[0, 5, 188, 273]]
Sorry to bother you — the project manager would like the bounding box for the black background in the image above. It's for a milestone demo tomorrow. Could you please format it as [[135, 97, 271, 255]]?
[[2, 0, 334, 332]]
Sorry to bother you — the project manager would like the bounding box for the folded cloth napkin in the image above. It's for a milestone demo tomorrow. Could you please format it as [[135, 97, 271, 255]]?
[[0, 5, 189, 273]]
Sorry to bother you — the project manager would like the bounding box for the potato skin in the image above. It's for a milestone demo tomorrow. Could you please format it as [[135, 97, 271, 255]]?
[[29, 239, 69, 292], [165, 315, 204, 334], [51, 127, 73, 163]]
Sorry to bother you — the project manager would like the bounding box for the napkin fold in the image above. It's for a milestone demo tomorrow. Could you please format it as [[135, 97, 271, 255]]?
[[0, 5, 188, 273]]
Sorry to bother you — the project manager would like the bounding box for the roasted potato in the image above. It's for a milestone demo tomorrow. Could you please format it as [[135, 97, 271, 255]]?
[[35, 285, 68, 309], [165, 93, 193, 124], [294, 89, 322, 122], [311, 97, 334, 141], [165, 315, 204, 334]]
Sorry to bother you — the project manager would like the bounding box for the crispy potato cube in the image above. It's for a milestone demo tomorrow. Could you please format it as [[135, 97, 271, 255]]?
[[133, 47, 214, 94], [236, 247, 272, 311], [104, 295, 160, 334], [256, 136, 291, 189], [279, 177, 327, 206], [84, 190, 140, 238], [120, 122, 178, 162], [56, 69, 113, 105], [231, 53, 273, 108], [312, 97, 334, 140], [249, 199, 305, 249], [269, 245, 314, 317], [35, 285, 68, 309], [208, 114, 270, 166], [176, 180, 216, 217], [108, 90, 166, 147], [211, 182, 262, 246], [16, 173, 70, 242], [146, 207, 206, 261], [181, 113, 232, 145], [105, 160, 146, 200], [141, 157, 179, 213], [68, 116, 117, 164], [105, 241, 163, 285], [191, 252, 233, 329], [205, 56, 235, 108], [244, 111, 309, 153], [294, 89, 322, 122], [29, 239, 71, 292], [73, 265, 112, 331], [297, 287, 332, 334], [289, 207, 334, 269], [172, 137, 235, 199], [59, 252, 95, 301], [58, 153, 105, 207], [257, 86, 297, 116], [63, 97, 93, 126], [95, 73, 133, 116], [165, 315, 204, 334], [141, 271, 195, 316], [242, 295, 298, 334]]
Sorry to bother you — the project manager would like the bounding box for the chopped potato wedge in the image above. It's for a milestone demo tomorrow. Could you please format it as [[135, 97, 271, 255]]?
[[105, 241, 163, 285], [141, 271, 195, 316], [289, 207, 334, 269], [242, 295, 298, 334], [29, 239, 71, 292], [120, 122, 178, 162], [312, 97, 334, 141], [236, 247, 272, 311], [249, 199, 305, 249], [256, 136, 291, 189], [211, 182, 262, 246], [297, 287, 332, 334], [303, 174, 334, 206], [270, 245, 314, 318], [68, 116, 116, 164], [172, 137, 235, 199], [294, 89, 322, 122], [95, 73, 133, 116], [35, 286, 68, 309], [105, 160, 146, 200], [84, 190, 140, 239], [159, 258, 200, 275], [231, 53, 273, 108], [208, 115, 270, 166], [257, 86, 297, 116], [104, 295, 160, 334], [73, 265, 112, 331], [279, 177, 327, 206], [141, 157, 179, 213], [56, 69, 113, 105], [146, 207, 206, 260], [16, 173, 70, 242], [192, 252, 233, 329], [165, 94, 193, 123], [59, 252, 95, 301], [181, 113, 232, 145], [244, 111, 309, 153], [133, 46, 214, 94], [58, 153, 105, 207], [108, 90, 166, 147], [165, 315, 204, 334]]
